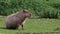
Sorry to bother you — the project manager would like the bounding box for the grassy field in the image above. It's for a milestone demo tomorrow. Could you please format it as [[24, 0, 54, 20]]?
[[0, 16, 60, 34]]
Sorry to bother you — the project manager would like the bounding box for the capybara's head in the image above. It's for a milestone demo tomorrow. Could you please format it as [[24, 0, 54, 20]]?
[[22, 10, 31, 18]]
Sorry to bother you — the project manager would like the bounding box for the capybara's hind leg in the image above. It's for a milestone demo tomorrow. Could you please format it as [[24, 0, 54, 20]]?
[[6, 25, 17, 29], [6, 25, 11, 29]]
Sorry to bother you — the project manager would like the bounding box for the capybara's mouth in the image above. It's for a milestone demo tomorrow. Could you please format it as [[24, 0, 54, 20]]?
[[27, 14, 32, 18]]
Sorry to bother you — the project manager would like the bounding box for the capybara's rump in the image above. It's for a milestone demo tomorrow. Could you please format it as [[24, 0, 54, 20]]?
[[6, 24, 19, 29]]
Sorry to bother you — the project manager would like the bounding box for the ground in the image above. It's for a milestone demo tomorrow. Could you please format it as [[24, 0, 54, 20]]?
[[0, 16, 60, 34]]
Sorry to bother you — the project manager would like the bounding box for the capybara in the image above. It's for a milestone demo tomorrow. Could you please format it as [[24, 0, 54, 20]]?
[[5, 10, 31, 29]]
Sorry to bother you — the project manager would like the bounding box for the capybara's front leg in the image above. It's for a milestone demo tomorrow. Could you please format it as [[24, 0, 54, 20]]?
[[21, 25, 24, 30]]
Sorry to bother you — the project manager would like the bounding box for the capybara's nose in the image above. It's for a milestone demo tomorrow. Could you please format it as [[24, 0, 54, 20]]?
[[29, 13, 32, 17], [30, 14, 31, 16], [30, 13, 32, 16]]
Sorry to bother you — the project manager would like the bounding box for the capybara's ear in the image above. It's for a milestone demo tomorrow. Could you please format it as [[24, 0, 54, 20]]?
[[23, 10, 26, 12], [23, 10, 28, 13]]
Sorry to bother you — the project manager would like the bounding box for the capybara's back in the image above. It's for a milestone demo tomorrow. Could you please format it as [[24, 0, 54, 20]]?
[[6, 13, 20, 29], [5, 10, 31, 29]]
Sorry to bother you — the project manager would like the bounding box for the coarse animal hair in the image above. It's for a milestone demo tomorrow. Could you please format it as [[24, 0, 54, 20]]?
[[5, 9, 31, 29]]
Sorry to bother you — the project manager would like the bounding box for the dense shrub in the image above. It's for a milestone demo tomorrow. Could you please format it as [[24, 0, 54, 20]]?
[[35, 5, 59, 18], [0, 0, 60, 18]]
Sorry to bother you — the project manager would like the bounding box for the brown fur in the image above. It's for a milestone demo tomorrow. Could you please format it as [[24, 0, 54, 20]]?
[[5, 10, 31, 29]]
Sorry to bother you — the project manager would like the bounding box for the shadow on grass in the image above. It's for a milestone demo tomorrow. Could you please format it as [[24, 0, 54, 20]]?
[[0, 27, 18, 30]]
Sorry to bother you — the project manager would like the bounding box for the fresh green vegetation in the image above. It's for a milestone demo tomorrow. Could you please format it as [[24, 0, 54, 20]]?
[[0, 0, 60, 18], [0, 0, 60, 34], [0, 16, 60, 34]]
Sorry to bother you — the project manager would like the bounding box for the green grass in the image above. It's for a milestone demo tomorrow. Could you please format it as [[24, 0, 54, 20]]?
[[0, 16, 60, 34]]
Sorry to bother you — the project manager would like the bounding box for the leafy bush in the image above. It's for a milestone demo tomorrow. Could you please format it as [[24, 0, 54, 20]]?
[[0, 0, 60, 18]]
